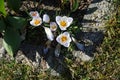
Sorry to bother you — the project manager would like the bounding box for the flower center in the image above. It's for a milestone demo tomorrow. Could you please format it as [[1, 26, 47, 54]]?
[[34, 19, 40, 25], [60, 21, 67, 27], [51, 25, 56, 29], [61, 36, 67, 43]]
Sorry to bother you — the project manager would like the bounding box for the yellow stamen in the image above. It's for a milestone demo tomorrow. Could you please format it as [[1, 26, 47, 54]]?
[[34, 19, 40, 25], [60, 21, 67, 27], [51, 25, 56, 29], [61, 36, 67, 43]]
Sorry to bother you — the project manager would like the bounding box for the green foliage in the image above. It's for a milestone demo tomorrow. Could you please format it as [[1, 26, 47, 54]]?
[[0, 60, 34, 80], [70, 0, 79, 12], [0, 59, 67, 80], [0, 16, 27, 57], [6, 16, 27, 29], [0, 0, 27, 57], [0, 19, 6, 32], [3, 28, 21, 57], [7, 0, 22, 12], [0, 0, 7, 16], [60, 0, 80, 14], [113, 0, 120, 4]]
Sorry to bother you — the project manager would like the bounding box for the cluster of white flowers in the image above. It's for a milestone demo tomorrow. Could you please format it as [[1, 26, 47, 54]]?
[[29, 11, 73, 48], [29, 11, 85, 57], [30, 11, 84, 57]]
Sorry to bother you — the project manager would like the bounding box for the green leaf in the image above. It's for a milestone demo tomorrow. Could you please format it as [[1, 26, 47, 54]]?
[[3, 28, 21, 57], [7, 0, 21, 12], [0, 19, 6, 32], [0, 0, 7, 16], [6, 16, 27, 29], [70, 0, 79, 12]]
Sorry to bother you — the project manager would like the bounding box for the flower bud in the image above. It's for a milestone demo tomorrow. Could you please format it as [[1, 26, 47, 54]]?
[[50, 22, 57, 31], [43, 14, 50, 23], [44, 27, 54, 41], [30, 11, 39, 18]]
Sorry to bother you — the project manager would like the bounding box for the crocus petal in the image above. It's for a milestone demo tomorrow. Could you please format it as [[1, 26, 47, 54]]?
[[44, 27, 54, 41], [56, 32, 71, 47], [59, 26, 67, 30], [30, 20, 34, 25], [50, 22, 57, 31], [64, 42, 70, 47], [30, 11, 39, 18], [67, 17, 73, 26], [63, 32, 70, 37], [62, 16, 68, 20], [63, 32, 71, 42], [56, 16, 73, 31], [43, 14, 50, 23], [59, 17, 68, 30], [56, 35, 61, 43], [30, 17, 42, 26], [56, 16, 61, 23], [68, 37, 72, 43]]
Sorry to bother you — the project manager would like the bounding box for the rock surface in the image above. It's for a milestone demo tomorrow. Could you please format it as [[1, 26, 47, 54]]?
[[82, 0, 114, 29], [72, 0, 114, 61]]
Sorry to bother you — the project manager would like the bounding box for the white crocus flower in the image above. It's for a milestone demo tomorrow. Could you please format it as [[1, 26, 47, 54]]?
[[30, 17, 42, 26], [30, 11, 39, 18], [56, 16, 73, 30], [44, 27, 54, 41], [43, 14, 50, 23], [56, 32, 71, 47], [50, 22, 57, 31]]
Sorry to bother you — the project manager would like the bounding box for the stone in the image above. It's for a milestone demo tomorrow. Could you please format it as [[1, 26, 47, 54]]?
[[51, 69, 60, 76], [82, 0, 114, 30], [72, 51, 93, 61], [0, 47, 6, 58], [73, 0, 114, 61]]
